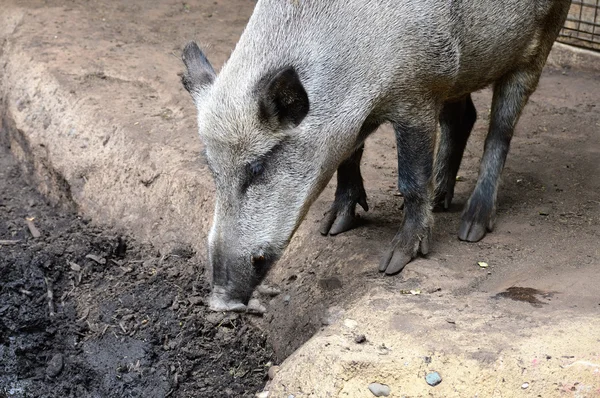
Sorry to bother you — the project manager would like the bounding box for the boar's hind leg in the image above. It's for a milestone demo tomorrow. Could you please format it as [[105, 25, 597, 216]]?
[[459, 69, 541, 242], [320, 144, 369, 236], [434, 95, 477, 210], [379, 118, 436, 275]]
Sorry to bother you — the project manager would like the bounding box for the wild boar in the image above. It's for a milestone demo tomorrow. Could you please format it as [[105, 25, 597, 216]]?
[[182, 0, 571, 311]]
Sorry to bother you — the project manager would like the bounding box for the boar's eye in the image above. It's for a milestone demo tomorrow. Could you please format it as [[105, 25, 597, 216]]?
[[248, 160, 265, 178], [241, 159, 266, 192], [241, 142, 285, 192]]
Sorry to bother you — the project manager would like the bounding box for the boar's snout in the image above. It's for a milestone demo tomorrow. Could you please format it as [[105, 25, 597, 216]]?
[[208, 285, 250, 312], [208, 242, 276, 312]]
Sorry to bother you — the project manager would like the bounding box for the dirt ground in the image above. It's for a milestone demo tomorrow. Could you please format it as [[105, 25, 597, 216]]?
[[0, 146, 273, 397], [1, 0, 599, 396]]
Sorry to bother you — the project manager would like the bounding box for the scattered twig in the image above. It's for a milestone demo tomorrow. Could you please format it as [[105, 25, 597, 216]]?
[[44, 276, 55, 316], [61, 286, 76, 302], [0, 239, 21, 245], [25, 217, 41, 238], [77, 307, 90, 323], [100, 324, 111, 337], [86, 254, 106, 265]]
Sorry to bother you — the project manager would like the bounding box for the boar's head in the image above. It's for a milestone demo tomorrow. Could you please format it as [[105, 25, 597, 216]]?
[[182, 42, 340, 311]]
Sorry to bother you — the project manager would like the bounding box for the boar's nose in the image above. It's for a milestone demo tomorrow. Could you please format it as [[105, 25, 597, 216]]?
[[208, 245, 276, 312], [251, 253, 268, 271], [208, 285, 248, 312], [208, 252, 257, 312], [249, 251, 276, 288]]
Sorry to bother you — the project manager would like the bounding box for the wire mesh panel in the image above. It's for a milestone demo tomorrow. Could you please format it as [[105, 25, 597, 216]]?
[[558, 0, 600, 51]]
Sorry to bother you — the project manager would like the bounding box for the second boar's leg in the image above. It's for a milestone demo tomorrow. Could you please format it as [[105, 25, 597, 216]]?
[[320, 144, 368, 236], [379, 116, 436, 275], [434, 95, 477, 210], [459, 69, 541, 242]]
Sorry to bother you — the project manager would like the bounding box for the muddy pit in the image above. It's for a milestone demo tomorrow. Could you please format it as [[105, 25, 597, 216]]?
[[0, 146, 273, 397]]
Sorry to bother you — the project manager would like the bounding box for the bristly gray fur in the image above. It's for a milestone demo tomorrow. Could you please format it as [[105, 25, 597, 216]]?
[[182, 0, 571, 310]]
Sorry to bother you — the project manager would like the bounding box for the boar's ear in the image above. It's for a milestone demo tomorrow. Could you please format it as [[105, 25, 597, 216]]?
[[258, 67, 309, 128], [181, 41, 216, 105]]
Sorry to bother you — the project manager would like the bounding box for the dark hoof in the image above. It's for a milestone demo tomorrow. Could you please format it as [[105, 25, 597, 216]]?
[[378, 229, 430, 275], [459, 197, 495, 242], [320, 211, 358, 235], [378, 249, 412, 275], [433, 189, 454, 212], [433, 200, 449, 212], [458, 220, 487, 242], [320, 196, 368, 236]]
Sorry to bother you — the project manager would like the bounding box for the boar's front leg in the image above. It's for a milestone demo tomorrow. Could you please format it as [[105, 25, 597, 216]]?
[[379, 118, 436, 275], [320, 144, 369, 236]]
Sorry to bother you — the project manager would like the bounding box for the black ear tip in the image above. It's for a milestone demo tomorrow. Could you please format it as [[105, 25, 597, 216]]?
[[182, 41, 215, 76], [182, 41, 202, 64], [181, 41, 216, 99]]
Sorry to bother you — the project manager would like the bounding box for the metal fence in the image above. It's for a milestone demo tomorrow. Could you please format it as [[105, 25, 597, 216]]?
[[558, 0, 600, 51]]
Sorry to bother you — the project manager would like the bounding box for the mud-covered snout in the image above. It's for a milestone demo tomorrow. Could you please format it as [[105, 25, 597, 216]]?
[[208, 242, 276, 312], [182, 41, 314, 311]]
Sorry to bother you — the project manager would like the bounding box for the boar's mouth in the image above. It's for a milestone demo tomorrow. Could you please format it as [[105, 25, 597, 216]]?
[[209, 249, 278, 312], [208, 286, 249, 312]]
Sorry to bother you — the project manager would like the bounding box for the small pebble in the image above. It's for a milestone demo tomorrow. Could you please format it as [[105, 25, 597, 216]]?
[[257, 285, 281, 296], [69, 262, 81, 272], [283, 294, 291, 304], [368, 382, 391, 397], [46, 353, 64, 378], [521, 382, 529, 389], [344, 319, 358, 329], [425, 371, 442, 386], [256, 392, 269, 398], [378, 344, 390, 355], [247, 299, 266, 315], [354, 334, 366, 344], [267, 365, 280, 380]]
